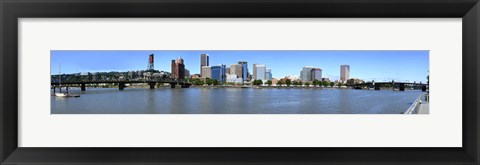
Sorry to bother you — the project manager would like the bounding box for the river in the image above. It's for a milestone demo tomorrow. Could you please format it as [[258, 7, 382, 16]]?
[[51, 87, 425, 114]]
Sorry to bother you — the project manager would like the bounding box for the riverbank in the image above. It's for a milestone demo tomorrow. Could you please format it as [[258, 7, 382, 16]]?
[[189, 85, 421, 91], [189, 85, 350, 89], [59, 84, 422, 91]]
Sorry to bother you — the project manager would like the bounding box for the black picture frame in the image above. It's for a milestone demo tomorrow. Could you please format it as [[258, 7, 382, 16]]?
[[1, 0, 479, 164]]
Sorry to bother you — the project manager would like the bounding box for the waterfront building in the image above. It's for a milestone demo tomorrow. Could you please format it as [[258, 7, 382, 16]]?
[[211, 64, 227, 83], [238, 61, 248, 81], [286, 75, 299, 81], [171, 57, 185, 80], [340, 65, 350, 83], [265, 68, 272, 80], [191, 74, 201, 79], [253, 64, 266, 81], [201, 66, 211, 78], [311, 68, 322, 81], [226, 74, 243, 84], [226, 67, 230, 76], [272, 78, 278, 86], [322, 78, 330, 82], [200, 54, 209, 77], [230, 64, 243, 78], [185, 69, 190, 79], [347, 78, 364, 85], [253, 64, 257, 80], [300, 66, 314, 82]]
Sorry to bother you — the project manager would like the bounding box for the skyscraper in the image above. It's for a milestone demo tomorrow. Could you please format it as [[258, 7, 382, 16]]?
[[211, 64, 226, 83], [185, 69, 190, 79], [311, 68, 322, 81], [253, 64, 266, 81], [265, 68, 272, 81], [201, 66, 211, 78], [238, 61, 248, 81], [340, 65, 350, 83], [171, 57, 185, 80], [252, 64, 257, 80], [300, 66, 314, 82], [200, 54, 209, 77], [230, 64, 242, 78]]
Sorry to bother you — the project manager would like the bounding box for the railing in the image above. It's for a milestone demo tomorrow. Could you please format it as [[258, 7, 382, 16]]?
[[404, 94, 423, 114]]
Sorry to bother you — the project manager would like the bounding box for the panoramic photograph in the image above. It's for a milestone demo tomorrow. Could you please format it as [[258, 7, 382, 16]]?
[[50, 50, 429, 114]]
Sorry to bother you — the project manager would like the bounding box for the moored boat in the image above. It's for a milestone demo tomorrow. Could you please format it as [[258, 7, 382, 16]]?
[[55, 92, 80, 97], [53, 64, 80, 98]]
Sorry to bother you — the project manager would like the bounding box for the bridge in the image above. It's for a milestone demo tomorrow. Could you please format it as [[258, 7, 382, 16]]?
[[347, 81, 428, 91], [51, 75, 191, 91]]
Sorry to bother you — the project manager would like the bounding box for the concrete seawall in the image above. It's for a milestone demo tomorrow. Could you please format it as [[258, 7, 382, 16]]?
[[404, 93, 429, 114]]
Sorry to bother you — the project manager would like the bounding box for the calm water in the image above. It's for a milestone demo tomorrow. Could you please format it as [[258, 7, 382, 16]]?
[[51, 87, 425, 114]]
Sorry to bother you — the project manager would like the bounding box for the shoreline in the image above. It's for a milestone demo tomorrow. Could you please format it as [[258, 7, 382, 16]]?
[[55, 85, 424, 91]]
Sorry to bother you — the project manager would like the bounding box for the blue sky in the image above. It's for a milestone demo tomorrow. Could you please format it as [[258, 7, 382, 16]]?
[[51, 50, 429, 83]]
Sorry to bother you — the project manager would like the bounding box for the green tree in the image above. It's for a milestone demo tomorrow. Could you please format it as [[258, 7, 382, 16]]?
[[190, 78, 203, 86], [330, 82, 335, 87], [305, 82, 310, 87], [286, 79, 292, 86], [206, 78, 213, 85], [322, 81, 329, 87], [297, 81, 303, 86], [253, 79, 263, 86], [266, 80, 272, 86], [197, 79, 204, 85], [277, 80, 284, 86], [312, 79, 320, 87], [213, 79, 219, 85]]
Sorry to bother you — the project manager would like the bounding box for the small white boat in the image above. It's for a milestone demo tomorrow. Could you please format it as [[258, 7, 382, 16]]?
[[53, 64, 80, 98], [55, 92, 80, 97]]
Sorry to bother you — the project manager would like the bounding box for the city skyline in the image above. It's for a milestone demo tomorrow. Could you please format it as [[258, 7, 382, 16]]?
[[51, 50, 429, 82]]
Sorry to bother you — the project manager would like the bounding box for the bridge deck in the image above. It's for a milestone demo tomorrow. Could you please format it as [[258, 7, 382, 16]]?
[[51, 80, 190, 85]]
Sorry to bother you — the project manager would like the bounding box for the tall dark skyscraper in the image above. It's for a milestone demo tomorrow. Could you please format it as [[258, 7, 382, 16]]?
[[171, 57, 185, 80], [311, 68, 322, 81], [200, 54, 209, 77], [238, 61, 248, 81]]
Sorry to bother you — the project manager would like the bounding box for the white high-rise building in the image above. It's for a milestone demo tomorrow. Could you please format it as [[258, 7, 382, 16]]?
[[253, 64, 266, 81]]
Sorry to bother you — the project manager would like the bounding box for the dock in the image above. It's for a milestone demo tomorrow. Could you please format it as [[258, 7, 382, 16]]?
[[404, 93, 429, 114]]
